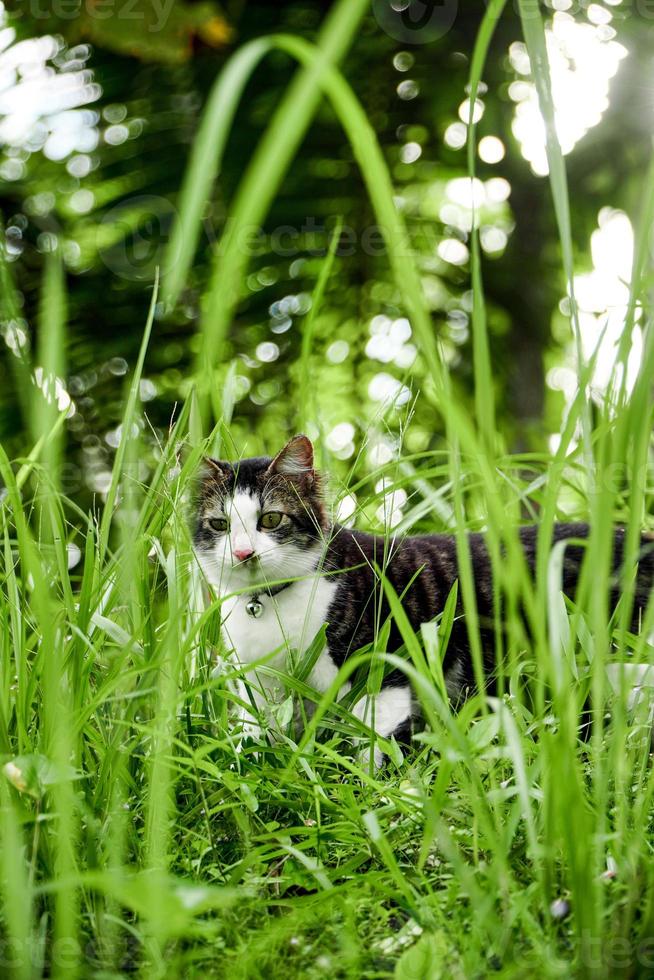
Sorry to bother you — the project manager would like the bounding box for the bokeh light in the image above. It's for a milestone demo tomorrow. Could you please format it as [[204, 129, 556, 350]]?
[[510, 10, 628, 176]]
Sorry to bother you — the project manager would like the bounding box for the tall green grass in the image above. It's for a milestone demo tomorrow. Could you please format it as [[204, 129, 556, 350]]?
[[1, 2, 653, 977]]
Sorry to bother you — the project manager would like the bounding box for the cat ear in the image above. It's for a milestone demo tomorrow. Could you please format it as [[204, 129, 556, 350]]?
[[267, 434, 314, 478], [200, 457, 229, 482]]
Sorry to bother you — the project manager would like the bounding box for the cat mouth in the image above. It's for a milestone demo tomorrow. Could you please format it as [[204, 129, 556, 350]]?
[[230, 556, 268, 585], [231, 557, 259, 576]]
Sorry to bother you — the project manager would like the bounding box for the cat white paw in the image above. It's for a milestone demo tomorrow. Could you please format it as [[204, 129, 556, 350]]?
[[357, 744, 384, 770]]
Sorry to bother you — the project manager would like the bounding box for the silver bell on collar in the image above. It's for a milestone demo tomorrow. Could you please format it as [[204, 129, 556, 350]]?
[[245, 597, 264, 618]]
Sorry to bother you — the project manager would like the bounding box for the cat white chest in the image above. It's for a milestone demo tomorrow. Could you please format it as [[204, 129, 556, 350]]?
[[220, 576, 338, 682]]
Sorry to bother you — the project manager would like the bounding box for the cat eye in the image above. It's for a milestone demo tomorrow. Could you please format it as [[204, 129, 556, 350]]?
[[259, 511, 284, 530], [208, 516, 229, 533]]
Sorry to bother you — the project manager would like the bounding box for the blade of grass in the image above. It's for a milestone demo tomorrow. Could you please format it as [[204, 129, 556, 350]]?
[[466, 0, 507, 448], [0, 780, 32, 980], [99, 271, 159, 562], [34, 249, 67, 491], [0, 444, 80, 977], [161, 38, 274, 309], [297, 216, 343, 433], [0, 217, 32, 426], [190, 0, 370, 411]]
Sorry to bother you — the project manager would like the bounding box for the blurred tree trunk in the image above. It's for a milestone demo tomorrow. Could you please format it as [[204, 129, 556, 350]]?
[[486, 174, 556, 449]]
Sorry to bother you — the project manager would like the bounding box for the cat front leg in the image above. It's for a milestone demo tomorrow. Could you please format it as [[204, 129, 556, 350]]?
[[233, 671, 292, 747], [353, 685, 413, 769], [233, 677, 265, 748]]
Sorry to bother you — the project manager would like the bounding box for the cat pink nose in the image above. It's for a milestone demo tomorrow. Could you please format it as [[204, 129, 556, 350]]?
[[233, 547, 254, 563]]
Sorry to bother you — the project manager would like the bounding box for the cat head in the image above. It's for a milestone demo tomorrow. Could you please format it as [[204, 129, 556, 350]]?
[[193, 434, 329, 593]]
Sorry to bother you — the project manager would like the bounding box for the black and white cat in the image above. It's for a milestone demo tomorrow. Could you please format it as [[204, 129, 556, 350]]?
[[194, 434, 654, 765]]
